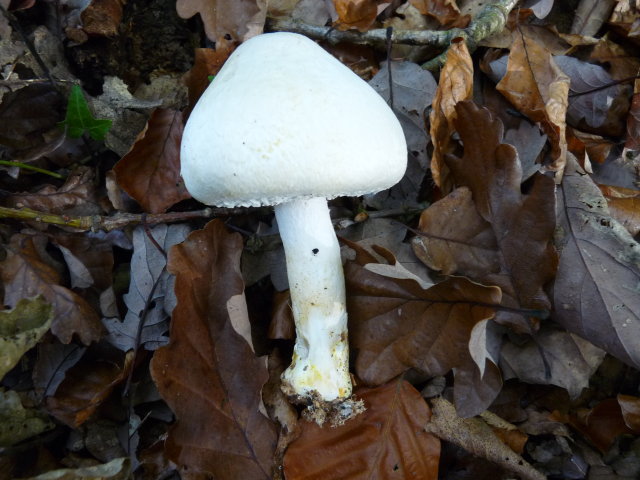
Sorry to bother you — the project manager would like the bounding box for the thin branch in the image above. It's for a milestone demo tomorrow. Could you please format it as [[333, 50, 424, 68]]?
[[267, 17, 454, 48], [267, 0, 519, 70], [0, 206, 220, 231]]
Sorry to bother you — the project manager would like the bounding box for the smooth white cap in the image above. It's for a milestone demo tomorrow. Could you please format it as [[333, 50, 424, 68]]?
[[181, 32, 407, 208]]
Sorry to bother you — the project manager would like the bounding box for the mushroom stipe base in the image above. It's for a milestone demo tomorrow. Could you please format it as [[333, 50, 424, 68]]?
[[287, 390, 366, 427]]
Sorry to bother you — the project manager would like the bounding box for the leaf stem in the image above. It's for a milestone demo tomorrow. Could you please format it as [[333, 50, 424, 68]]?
[[0, 160, 65, 179]]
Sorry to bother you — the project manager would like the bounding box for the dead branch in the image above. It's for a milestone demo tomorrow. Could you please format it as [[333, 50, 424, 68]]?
[[267, 0, 519, 70], [0, 206, 221, 232]]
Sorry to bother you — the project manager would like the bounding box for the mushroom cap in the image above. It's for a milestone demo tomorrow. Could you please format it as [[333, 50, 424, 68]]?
[[181, 32, 407, 208]]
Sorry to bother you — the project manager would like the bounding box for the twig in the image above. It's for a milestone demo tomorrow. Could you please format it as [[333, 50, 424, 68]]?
[[0, 160, 65, 179], [267, 0, 519, 71], [0, 206, 219, 231], [267, 17, 453, 48]]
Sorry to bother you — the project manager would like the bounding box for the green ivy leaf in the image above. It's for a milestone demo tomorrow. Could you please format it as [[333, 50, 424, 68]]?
[[60, 85, 112, 141]]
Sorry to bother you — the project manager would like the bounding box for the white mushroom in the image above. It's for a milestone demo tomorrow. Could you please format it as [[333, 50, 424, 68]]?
[[180, 32, 407, 421]]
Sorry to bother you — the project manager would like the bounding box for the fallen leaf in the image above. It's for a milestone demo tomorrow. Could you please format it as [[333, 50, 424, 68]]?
[[0, 389, 55, 448], [113, 109, 190, 214], [32, 343, 87, 399], [496, 30, 569, 179], [0, 297, 52, 381], [554, 396, 639, 452], [618, 394, 640, 431], [346, 257, 502, 416], [500, 326, 606, 398], [103, 224, 190, 352], [0, 83, 64, 153], [503, 120, 547, 181], [554, 156, 640, 369], [52, 234, 114, 290], [5, 166, 101, 217], [569, 128, 614, 165], [625, 78, 640, 152], [81, 0, 124, 37], [570, 0, 615, 36], [175, 0, 266, 47], [524, 0, 554, 19], [367, 61, 436, 209], [416, 101, 557, 332], [554, 55, 631, 136], [412, 187, 498, 279], [598, 184, 640, 236], [0, 234, 104, 345], [23, 457, 130, 480], [429, 38, 473, 192], [283, 379, 440, 480], [182, 47, 234, 117], [590, 38, 640, 81], [410, 0, 469, 27], [150, 220, 277, 478], [426, 397, 546, 480], [333, 0, 380, 31], [45, 346, 133, 427]]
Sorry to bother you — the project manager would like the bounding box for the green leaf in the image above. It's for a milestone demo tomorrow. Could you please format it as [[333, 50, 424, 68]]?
[[0, 296, 53, 380], [60, 85, 112, 141]]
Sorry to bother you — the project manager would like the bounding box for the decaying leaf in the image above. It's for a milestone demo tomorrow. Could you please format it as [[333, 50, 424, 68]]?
[[333, 0, 380, 31], [625, 78, 640, 152], [553, 396, 640, 453], [32, 343, 87, 399], [4, 166, 101, 217], [416, 101, 557, 333], [0, 234, 104, 345], [0, 297, 52, 381], [81, 0, 124, 37], [23, 457, 131, 480], [410, 0, 468, 27], [426, 397, 546, 480], [429, 38, 473, 192], [150, 220, 277, 479], [0, 83, 65, 154], [52, 234, 114, 290], [113, 109, 190, 214], [284, 379, 440, 480], [183, 47, 235, 116], [571, 0, 616, 36], [0, 389, 55, 448], [496, 30, 569, 179], [412, 187, 498, 279], [598, 184, 640, 236], [554, 156, 640, 370], [103, 224, 190, 352], [500, 326, 606, 398], [346, 257, 502, 416], [368, 61, 436, 209], [554, 55, 631, 137], [175, 0, 266, 47], [44, 346, 132, 428]]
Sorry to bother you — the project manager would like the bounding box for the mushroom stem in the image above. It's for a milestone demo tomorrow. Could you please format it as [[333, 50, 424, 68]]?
[[275, 197, 352, 403]]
